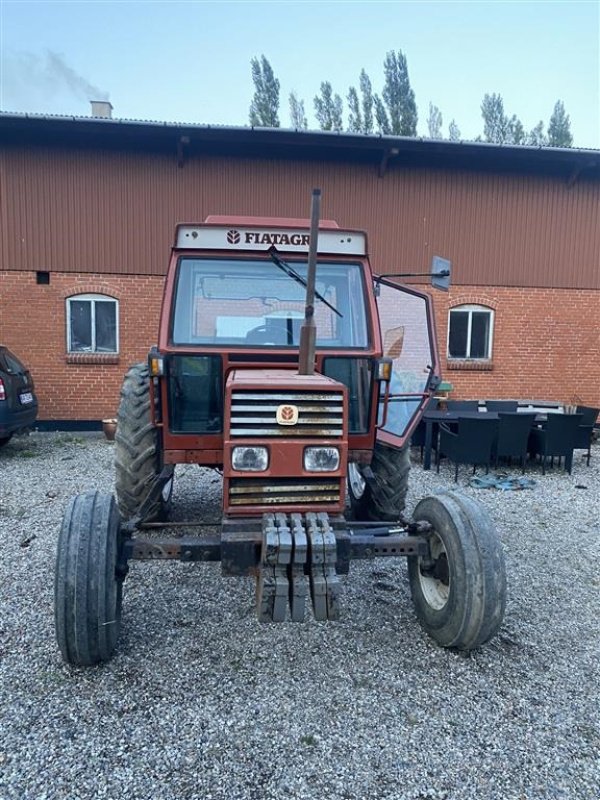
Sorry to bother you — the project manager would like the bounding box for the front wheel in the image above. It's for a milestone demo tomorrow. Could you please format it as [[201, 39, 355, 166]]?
[[347, 442, 410, 521], [115, 363, 174, 522], [55, 492, 125, 665], [407, 491, 506, 650]]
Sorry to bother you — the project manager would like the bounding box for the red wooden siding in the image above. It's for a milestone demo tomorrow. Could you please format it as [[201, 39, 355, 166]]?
[[1, 145, 598, 289]]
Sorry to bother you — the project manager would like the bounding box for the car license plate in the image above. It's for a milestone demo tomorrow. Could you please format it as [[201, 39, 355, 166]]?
[[20, 392, 33, 404]]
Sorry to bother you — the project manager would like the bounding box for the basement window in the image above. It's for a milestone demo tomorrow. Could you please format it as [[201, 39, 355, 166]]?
[[448, 305, 493, 360], [66, 294, 119, 353]]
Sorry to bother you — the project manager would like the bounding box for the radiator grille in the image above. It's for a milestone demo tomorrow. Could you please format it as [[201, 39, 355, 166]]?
[[228, 477, 341, 506], [230, 391, 344, 437]]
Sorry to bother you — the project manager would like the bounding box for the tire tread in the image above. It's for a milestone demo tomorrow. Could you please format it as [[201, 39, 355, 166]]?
[[408, 491, 506, 650], [54, 491, 122, 665], [115, 363, 171, 521]]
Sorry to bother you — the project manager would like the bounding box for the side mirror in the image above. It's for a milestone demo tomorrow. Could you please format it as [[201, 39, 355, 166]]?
[[383, 326, 405, 359], [431, 256, 451, 292]]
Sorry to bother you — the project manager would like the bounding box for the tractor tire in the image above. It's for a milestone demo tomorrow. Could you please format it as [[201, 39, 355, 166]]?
[[347, 442, 410, 522], [55, 492, 124, 665], [115, 363, 174, 522], [407, 491, 506, 651]]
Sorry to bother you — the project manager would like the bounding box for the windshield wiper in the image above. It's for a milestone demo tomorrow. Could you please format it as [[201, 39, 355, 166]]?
[[268, 246, 342, 318]]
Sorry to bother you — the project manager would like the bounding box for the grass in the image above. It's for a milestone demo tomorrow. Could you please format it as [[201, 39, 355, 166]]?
[[53, 434, 85, 446]]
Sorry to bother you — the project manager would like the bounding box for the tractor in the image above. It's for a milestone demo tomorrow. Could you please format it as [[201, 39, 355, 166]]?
[[55, 190, 506, 665]]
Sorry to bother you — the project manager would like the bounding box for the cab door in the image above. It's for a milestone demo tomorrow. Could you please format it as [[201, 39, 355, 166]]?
[[374, 279, 440, 449]]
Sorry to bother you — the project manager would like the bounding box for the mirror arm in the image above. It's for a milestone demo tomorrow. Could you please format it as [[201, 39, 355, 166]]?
[[374, 271, 450, 281]]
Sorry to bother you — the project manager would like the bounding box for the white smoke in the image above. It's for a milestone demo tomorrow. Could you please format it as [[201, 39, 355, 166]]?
[[0, 50, 109, 113]]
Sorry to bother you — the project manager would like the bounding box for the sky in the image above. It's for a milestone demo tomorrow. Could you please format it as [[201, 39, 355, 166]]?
[[0, 0, 599, 148]]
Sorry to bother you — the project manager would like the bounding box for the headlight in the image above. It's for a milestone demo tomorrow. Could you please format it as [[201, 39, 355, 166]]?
[[231, 446, 269, 472], [304, 446, 340, 472]]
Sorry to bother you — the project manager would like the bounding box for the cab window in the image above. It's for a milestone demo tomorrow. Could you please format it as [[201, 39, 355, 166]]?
[[171, 258, 368, 348]]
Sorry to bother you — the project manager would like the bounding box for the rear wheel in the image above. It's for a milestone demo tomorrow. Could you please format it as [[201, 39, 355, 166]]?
[[408, 491, 506, 650], [0, 435, 12, 448], [348, 442, 410, 521], [55, 492, 125, 665], [115, 363, 174, 521]]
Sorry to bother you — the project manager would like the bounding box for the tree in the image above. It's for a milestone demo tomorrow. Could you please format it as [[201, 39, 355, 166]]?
[[359, 69, 374, 134], [507, 115, 525, 145], [481, 93, 510, 143], [525, 121, 547, 146], [289, 91, 307, 130], [314, 82, 343, 132], [481, 93, 529, 145], [332, 94, 344, 132], [374, 95, 390, 134], [427, 103, 443, 138], [547, 100, 573, 147], [249, 55, 280, 127], [347, 86, 362, 133], [448, 119, 461, 141], [347, 69, 377, 134], [381, 50, 417, 135]]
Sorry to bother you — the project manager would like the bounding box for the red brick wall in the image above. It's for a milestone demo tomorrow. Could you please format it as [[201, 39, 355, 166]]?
[[434, 287, 600, 407], [1, 272, 599, 420], [0, 272, 163, 420]]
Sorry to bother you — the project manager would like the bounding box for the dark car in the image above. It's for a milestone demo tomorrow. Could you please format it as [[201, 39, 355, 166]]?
[[0, 346, 38, 446]]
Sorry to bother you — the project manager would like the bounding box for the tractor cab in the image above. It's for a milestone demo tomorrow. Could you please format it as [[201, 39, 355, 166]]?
[[151, 215, 439, 518]]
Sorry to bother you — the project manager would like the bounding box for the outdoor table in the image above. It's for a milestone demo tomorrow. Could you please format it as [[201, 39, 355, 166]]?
[[421, 409, 545, 470]]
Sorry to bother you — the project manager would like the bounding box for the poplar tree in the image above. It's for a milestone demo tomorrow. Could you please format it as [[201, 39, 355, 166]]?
[[314, 82, 344, 132], [359, 69, 374, 134], [481, 93, 510, 143], [507, 115, 525, 145], [347, 87, 362, 133], [525, 121, 547, 146], [381, 50, 417, 135], [289, 91, 308, 130], [347, 70, 376, 134], [427, 103, 443, 138], [547, 100, 573, 147], [374, 95, 390, 134], [249, 55, 280, 127], [448, 119, 461, 141]]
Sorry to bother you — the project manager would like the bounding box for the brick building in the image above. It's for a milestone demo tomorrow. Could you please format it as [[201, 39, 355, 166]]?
[[1, 110, 599, 426]]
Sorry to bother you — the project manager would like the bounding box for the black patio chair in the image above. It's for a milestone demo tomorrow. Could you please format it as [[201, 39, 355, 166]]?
[[437, 416, 499, 482], [574, 406, 599, 466], [410, 396, 439, 462], [486, 400, 518, 413], [528, 413, 583, 475], [446, 400, 480, 412], [494, 413, 537, 472]]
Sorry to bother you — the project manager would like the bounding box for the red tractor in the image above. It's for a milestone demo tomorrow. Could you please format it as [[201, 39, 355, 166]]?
[[55, 191, 506, 665]]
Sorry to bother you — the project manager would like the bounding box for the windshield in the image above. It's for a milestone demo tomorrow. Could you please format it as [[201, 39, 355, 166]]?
[[171, 257, 369, 348]]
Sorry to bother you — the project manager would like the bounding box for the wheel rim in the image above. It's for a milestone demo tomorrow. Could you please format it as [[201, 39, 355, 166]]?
[[418, 532, 450, 610], [348, 463, 366, 499]]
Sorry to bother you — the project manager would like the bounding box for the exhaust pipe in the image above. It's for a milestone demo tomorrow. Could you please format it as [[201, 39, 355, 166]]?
[[298, 188, 321, 375]]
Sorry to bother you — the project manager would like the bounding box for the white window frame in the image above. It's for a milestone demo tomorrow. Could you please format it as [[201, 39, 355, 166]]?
[[66, 293, 119, 354], [447, 304, 494, 360]]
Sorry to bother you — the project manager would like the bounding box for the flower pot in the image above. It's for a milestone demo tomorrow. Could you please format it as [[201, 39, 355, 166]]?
[[102, 419, 118, 441]]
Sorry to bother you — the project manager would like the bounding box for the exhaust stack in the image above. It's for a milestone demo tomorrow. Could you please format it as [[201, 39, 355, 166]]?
[[298, 189, 321, 375]]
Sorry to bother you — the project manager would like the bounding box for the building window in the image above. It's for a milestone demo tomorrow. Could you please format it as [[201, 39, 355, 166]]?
[[66, 294, 119, 353], [448, 305, 493, 360]]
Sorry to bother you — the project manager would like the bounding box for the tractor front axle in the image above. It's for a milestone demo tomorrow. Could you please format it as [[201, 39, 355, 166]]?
[[121, 513, 430, 575]]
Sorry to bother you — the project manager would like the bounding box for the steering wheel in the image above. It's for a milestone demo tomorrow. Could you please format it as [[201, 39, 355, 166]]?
[[245, 323, 288, 345]]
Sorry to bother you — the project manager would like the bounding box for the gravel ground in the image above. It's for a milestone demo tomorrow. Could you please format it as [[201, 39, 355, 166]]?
[[0, 432, 598, 800]]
